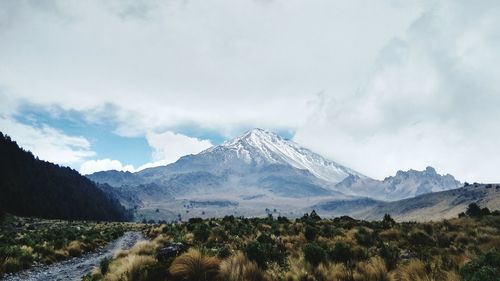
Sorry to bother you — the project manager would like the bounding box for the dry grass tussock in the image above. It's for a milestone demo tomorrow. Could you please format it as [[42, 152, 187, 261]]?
[[354, 256, 389, 281], [284, 255, 311, 281], [285, 255, 348, 281], [129, 241, 158, 256], [315, 262, 348, 281], [103, 254, 156, 281], [392, 260, 431, 281], [99, 238, 169, 281], [66, 240, 85, 257], [218, 252, 267, 281], [169, 248, 220, 281]]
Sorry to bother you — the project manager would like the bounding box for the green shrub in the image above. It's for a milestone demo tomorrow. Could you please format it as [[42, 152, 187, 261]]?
[[304, 226, 317, 241], [244, 235, 287, 269], [408, 231, 435, 247], [460, 249, 500, 281], [193, 223, 210, 243], [379, 243, 399, 270], [245, 241, 266, 268], [217, 245, 231, 259], [256, 234, 273, 245], [100, 257, 111, 275], [2, 257, 22, 273], [0, 246, 33, 272], [355, 227, 375, 247], [303, 243, 326, 267], [320, 225, 340, 238], [329, 241, 353, 265]]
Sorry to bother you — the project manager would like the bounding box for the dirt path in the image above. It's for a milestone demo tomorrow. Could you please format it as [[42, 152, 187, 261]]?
[[2, 231, 144, 281]]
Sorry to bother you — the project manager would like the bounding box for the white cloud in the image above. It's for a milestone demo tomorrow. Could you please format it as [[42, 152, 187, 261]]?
[[295, 0, 500, 183], [146, 131, 213, 164], [0, 116, 95, 165], [78, 131, 213, 174], [1, 1, 500, 182], [0, 0, 420, 136], [79, 158, 135, 175]]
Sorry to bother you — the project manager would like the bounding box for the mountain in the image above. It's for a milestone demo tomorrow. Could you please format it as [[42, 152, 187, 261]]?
[[88, 128, 464, 221], [194, 128, 365, 183], [335, 166, 461, 201], [0, 132, 131, 221], [312, 183, 500, 221], [89, 129, 362, 199]]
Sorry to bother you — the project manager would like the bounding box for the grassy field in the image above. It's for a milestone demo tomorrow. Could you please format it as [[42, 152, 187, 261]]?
[[1, 206, 499, 281], [0, 215, 140, 277], [80, 210, 499, 281]]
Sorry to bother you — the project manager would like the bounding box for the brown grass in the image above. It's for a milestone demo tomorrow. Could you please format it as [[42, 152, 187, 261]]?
[[169, 248, 220, 281], [392, 260, 431, 281], [66, 240, 85, 257], [379, 229, 402, 241], [103, 254, 156, 281], [129, 241, 158, 256], [218, 252, 267, 281], [354, 257, 389, 281], [315, 262, 347, 281]]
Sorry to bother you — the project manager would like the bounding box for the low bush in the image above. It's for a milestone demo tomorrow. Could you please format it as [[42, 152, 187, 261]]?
[[460, 249, 500, 281], [355, 227, 375, 247], [408, 231, 435, 247], [193, 224, 211, 243], [245, 241, 266, 268], [379, 243, 400, 271], [303, 243, 327, 267], [304, 226, 318, 241], [329, 241, 353, 265]]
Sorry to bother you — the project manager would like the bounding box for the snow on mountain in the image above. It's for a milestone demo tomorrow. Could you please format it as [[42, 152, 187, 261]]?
[[89, 128, 361, 199], [87, 128, 468, 221], [200, 128, 364, 183]]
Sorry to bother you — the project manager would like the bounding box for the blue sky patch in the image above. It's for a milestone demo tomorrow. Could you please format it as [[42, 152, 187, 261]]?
[[14, 104, 151, 168]]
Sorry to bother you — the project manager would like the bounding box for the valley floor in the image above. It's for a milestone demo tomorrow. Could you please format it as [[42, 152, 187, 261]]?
[[2, 211, 500, 281]]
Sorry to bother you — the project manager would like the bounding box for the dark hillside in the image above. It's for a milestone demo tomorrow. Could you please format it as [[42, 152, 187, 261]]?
[[0, 132, 130, 221]]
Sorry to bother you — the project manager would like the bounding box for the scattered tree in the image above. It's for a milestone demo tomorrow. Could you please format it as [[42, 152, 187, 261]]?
[[466, 203, 483, 217], [310, 210, 321, 221], [382, 214, 396, 229]]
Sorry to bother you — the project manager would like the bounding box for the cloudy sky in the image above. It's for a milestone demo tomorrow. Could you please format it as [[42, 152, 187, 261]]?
[[1, 0, 499, 182]]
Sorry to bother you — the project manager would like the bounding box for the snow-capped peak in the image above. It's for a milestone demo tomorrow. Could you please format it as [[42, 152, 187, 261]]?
[[203, 128, 364, 183]]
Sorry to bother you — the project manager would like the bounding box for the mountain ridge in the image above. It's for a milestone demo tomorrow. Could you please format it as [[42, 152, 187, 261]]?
[[335, 166, 461, 201], [85, 128, 468, 221]]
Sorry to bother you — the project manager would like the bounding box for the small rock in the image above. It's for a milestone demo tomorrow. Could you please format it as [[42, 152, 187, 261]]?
[[156, 243, 187, 262]]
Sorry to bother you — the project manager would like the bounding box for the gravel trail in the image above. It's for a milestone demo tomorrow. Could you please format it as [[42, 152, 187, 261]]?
[[2, 231, 144, 281]]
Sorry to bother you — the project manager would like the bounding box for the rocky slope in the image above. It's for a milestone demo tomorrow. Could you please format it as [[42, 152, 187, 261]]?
[[312, 183, 500, 221]]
